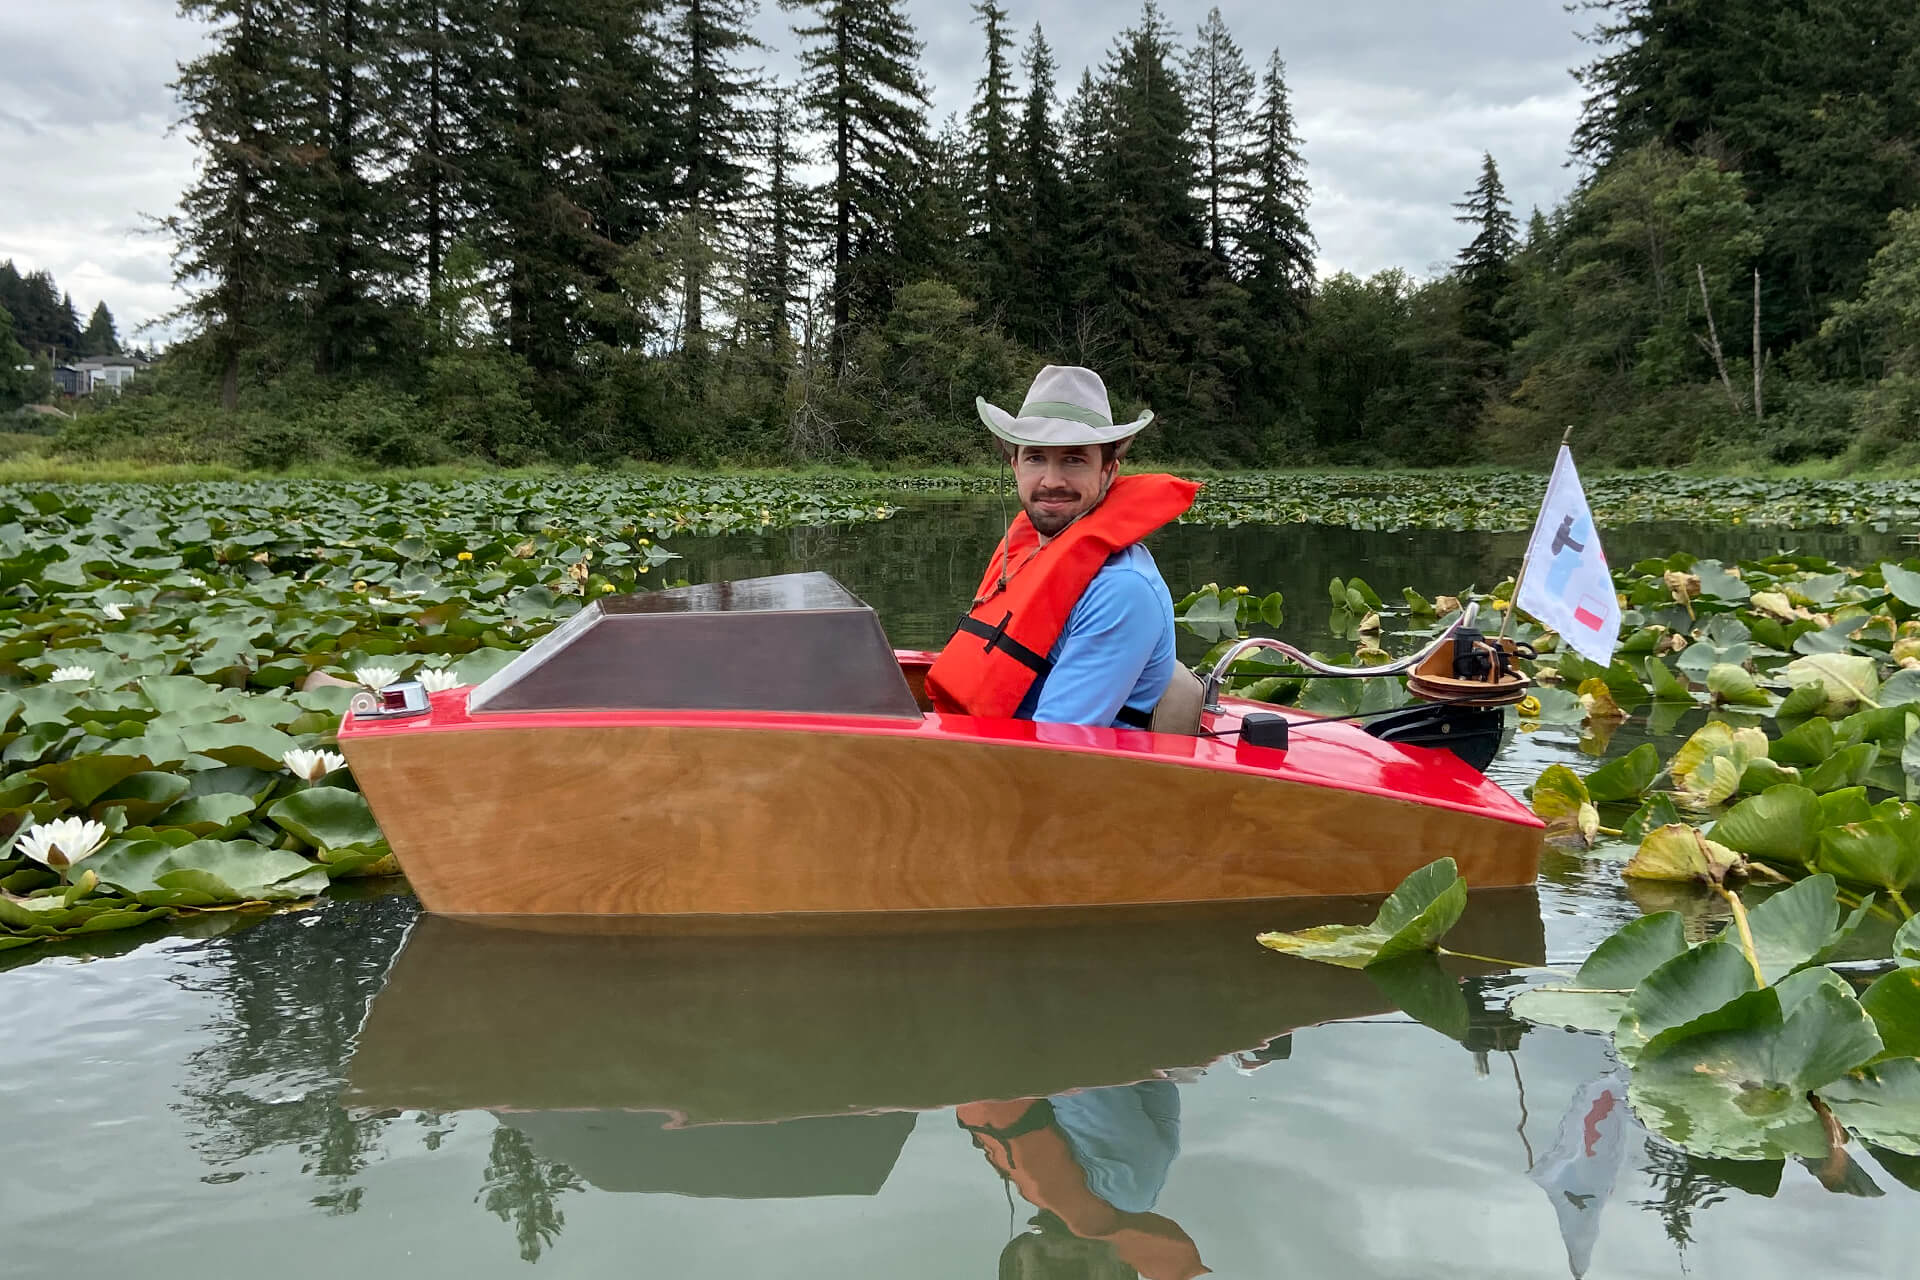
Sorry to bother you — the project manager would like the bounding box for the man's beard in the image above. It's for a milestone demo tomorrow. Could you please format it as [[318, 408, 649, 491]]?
[[1024, 495, 1084, 537]]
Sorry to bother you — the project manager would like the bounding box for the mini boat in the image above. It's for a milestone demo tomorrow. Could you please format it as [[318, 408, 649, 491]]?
[[337, 572, 1542, 922]]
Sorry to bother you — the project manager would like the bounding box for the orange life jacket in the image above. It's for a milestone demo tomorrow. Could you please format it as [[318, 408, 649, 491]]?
[[925, 473, 1200, 719]]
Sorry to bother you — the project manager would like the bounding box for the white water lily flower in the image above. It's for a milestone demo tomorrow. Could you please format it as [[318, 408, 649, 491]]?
[[355, 665, 402, 690], [102, 602, 125, 621], [186, 575, 206, 588], [282, 748, 346, 782], [417, 668, 462, 693], [49, 665, 94, 683], [17, 817, 109, 873]]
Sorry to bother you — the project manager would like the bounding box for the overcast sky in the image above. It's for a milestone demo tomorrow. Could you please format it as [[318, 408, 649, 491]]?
[[0, 1, 1592, 345]]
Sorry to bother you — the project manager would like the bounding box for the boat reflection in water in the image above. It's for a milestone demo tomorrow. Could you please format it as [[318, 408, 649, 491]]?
[[346, 892, 1544, 1272]]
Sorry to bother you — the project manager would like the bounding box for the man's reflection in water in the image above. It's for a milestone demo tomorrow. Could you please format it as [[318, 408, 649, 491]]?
[[958, 1081, 1208, 1280]]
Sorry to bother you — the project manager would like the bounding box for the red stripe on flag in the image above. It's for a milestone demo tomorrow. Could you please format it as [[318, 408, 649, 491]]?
[[1574, 605, 1605, 631]]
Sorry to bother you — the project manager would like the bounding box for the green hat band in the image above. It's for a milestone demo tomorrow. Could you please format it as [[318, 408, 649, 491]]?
[[1016, 400, 1113, 429]]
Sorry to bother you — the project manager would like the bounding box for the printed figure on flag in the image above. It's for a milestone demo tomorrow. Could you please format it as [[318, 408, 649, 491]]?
[[1516, 445, 1620, 667]]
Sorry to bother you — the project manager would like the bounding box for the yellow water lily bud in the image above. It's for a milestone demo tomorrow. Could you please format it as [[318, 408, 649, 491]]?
[[352, 580, 367, 593], [1234, 585, 1249, 595], [457, 551, 473, 562], [1517, 695, 1541, 717], [600, 583, 616, 593]]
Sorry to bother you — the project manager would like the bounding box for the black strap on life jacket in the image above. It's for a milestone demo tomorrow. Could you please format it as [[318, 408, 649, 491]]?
[[952, 612, 1053, 676], [1114, 704, 1153, 730]]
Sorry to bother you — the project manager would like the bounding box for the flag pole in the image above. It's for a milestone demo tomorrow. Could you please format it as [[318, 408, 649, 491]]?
[[1498, 425, 1575, 643]]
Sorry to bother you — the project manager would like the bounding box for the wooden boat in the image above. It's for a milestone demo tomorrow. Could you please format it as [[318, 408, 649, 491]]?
[[337, 572, 1542, 922]]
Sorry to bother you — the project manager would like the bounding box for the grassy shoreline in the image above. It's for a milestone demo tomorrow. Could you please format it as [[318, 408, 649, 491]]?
[[3, 450, 1918, 487]]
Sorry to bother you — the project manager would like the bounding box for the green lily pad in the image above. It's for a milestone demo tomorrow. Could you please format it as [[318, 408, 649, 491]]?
[[1815, 816, 1920, 894], [1256, 857, 1465, 969], [1804, 742, 1880, 794], [152, 792, 259, 838], [88, 838, 328, 905], [1646, 656, 1696, 704], [1708, 663, 1771, 708], [1511, 911, 1688, 1033], [1631, 984, 1882, 1160], [1711, 785, 1822, 868], [266, 787, 382, 851], [1366, 954, 1471, 1042], [1531, 764, 1598, 844], [1717, 874, 1846, 982], [1617, 939, 1760, 1063], [1861, 968, 1920, 1060], [178, 721, 301, 771], [28, 753, 157, 808], [89, 771, 193, 825], [1781, 654, 1881, 715], [1819, 1058, 1920, 1157], [1586, 743, 1661, 804], [1622, 792, 1683, 843]]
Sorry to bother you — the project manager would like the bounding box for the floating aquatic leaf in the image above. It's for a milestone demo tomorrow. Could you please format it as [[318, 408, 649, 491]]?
[[1645, 656, 1696, 704], [1624, 824, 1748, 885], [1707, 663, 1771, 708], [1622, 792, 1682, 843], [1616, 939, 1761, 1063], [1711, 785, 1823, 868], [1531, 765, 1598, 846], [266, 788, 382, 851], [1718, 874, 1847, 983], [88, 838, 330, 906], [1511, 912, 1688, 1033], [1803, 742, 1880, 795], [1881, 563, 1920, 609], [1585, 743, 1661, 804], [1818, 1058, 1920, 1158], [1630, 985, 1881, 1161], [1781, 654, 1881, 715], [1814, 816, 1920, 896], [1861, 969, 1920, 1060], [1256, 857, 1465, 969], [88, 771, 192, 825]]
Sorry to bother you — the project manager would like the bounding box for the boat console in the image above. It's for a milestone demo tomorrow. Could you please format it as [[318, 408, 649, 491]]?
[[465, 571, 922, 719]]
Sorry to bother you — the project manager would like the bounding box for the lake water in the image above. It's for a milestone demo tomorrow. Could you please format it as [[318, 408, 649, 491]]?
[[4, 498, 1915, 1279]]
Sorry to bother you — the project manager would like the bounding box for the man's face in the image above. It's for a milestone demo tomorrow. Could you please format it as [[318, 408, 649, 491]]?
[[1014, 444, 1115, 537]]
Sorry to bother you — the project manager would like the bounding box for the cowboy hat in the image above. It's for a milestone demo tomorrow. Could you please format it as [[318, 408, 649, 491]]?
[[976, 365, 1154, 456]]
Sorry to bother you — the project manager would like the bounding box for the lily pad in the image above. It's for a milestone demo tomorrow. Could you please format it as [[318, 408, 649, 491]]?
[[1815, 817, 1920, 894], [1256, 857, 1465, 969], [1586, 743, 1661, 804], [1630, 984, 1882, 1160], [266, 787, 382, 851], [88, 838, 328, 905], [1511, 911, 1688, 1033], [1781, 654, 1881, 715], [1710, 785, 1822, 868], [1718, 874, 1847, 982], [1531, 764, 1598, 845], [1861, 967, 1920, 1060], [1616, 939, 1760, 1063], [1819, 1058, 1920, 1157], [1624, 824, 1746, 884]]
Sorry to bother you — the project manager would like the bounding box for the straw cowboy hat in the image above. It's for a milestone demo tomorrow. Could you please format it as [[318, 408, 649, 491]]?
[[976, 366, 1155, 456]]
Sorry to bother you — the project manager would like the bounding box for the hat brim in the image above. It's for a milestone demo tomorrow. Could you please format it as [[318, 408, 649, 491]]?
[[975, 398, 1154, 455]]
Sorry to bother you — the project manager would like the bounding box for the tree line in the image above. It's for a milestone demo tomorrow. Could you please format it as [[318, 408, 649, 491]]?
[[51, 0, 1920, 470]]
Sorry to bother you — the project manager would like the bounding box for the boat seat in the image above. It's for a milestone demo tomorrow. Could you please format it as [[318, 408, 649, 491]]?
[[1150, 664, 1206, 736]]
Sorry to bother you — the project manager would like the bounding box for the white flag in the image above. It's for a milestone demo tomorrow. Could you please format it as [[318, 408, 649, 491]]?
[[1528, 1070, 1632, 1279], [1516, 446, 1619, 666]]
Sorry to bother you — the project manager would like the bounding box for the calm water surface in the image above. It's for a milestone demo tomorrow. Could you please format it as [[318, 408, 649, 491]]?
[[4, 500, 1915, 1279]]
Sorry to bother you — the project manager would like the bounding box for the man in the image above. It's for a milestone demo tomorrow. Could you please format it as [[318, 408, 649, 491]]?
[[925, 365, 1200, 728]]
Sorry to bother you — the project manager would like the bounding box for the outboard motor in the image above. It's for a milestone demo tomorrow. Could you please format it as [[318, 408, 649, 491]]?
[[1367, 622, 1534, 772], [1363, 703, 1508, 773]]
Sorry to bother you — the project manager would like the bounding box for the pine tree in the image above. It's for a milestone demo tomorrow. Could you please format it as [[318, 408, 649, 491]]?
[[1237, 51, 1314, 335], [662, 0, 762, 347], [459, 0, 666, 375], [0, 304, 37, 410], [169, 0, 305, 408], [1087, 3, 1223, 431], [1453, 152, 1517, 350], [390, 0, 474, 334], [1006, 25, 1068, 348], [81, 302, 122, 357], [782, 0, 931, 370], [965, 0, 1018, 308], [1182, 7, 1254, 265], [740, 83, 821, 360]]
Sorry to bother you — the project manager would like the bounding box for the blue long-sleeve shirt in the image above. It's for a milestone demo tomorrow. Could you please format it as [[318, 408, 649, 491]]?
[[1013, 543, 1177, 728]]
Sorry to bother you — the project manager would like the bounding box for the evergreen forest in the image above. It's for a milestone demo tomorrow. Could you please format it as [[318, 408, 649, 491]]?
[[27, 0, 1920, 472]]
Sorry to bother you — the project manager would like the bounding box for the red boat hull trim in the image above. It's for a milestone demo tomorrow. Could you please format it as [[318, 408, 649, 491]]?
[[338, 681, 1543, 920]]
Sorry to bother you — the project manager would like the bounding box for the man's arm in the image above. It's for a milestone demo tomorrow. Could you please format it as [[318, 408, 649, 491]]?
[[1029, 567, 1164, 726]]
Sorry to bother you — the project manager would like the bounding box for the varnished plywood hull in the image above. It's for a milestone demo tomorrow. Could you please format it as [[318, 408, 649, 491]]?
[[341, 705, 1542, 917]]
